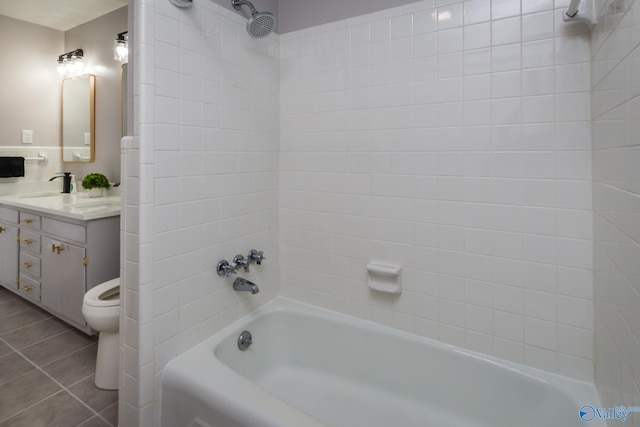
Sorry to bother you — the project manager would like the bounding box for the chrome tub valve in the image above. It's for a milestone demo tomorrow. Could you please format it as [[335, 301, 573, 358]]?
[[248, 249, 266, 265], [216, 260, 236, 277], [233, 254, 250, 272]]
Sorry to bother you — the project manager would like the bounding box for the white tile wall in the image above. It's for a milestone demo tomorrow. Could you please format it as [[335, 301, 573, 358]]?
[[122, 0, 640, 425], [123, 0, 279, 425], [279, 0, 594, 381], [592, 0, 640, 423]]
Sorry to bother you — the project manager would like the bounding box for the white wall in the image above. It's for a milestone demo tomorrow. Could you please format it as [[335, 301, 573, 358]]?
[[0, 16, 65, 186], [279, 0, 594, 380], [123, 0, 605, 426], [122, 0, 279, 425], [0, 16, 62, 148], [0, 9, 126, 185], [592, 0, 640, 421], [65, 6, 128, 182]]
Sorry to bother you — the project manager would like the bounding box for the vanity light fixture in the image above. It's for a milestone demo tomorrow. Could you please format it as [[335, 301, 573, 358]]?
[[57, 48, 84, 78], [114, 31, 128, 62]]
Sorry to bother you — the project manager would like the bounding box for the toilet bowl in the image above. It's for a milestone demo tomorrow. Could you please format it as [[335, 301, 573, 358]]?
[[82, 277, 120, 390]]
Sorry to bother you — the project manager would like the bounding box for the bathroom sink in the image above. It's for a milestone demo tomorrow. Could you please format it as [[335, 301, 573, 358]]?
[[69, 201, 120, 213], [1, 194, 121, 219], [15, 192, 61, 198]]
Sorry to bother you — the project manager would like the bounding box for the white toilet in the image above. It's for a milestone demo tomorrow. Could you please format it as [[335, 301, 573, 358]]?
[[82, 277, 120, 390]]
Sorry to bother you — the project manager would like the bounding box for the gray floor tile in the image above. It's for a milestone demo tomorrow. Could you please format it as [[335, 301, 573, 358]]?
[[0, 370, 62, 420], [21, 329, 96, 367], [0, 298, 33, 317], [42, 343, 98, 386], [76, 416, 111, 427], [0, 308, 51, 335], [0, 288, 17, 303], [100, 401, 118, 426], [68, 375, 118, 414], [0, 352, 35, 385], [0, 317, 71, 349], [0, 289, 118, 426], [0, 340, 11, 358], [0, 391, 94, 427]]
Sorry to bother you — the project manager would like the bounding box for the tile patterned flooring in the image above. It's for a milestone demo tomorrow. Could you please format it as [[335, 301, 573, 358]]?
[[0, 286, 118, 426]]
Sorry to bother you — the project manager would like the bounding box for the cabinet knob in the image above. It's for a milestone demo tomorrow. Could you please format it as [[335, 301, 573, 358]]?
[[21, 239, 33, 245], [19, 285, 32, 293], [21, 262, 33, 268], [21, 219, 33, 224], [51, 244, 64, 254], [0, 226, 5, 233]]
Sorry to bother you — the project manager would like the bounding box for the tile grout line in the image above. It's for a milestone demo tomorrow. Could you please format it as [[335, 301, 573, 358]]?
[[0, 305, 50, 320], [22, 339, 98, 370], [0, 334, 115, 426], [0, 306, 56, 333], [0, 313, 68, 337]]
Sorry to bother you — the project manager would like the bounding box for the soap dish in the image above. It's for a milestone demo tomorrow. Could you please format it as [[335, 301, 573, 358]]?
[[366, 261, 402, 294]]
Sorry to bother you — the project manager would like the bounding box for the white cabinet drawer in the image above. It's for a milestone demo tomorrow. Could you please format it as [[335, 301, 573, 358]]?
[[18, 274, 40, 303], [19, 212, 41, 230], [42, 218, 85, 243], [20, 252, 41, 278], [0, 207, 18, 224], [19, 229, 41, 254]]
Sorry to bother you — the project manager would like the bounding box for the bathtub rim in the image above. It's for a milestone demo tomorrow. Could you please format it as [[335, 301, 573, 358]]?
[[160, 296, 603, 427]]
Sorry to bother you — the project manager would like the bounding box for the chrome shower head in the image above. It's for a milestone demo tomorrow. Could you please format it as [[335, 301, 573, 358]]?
[[247, 11, 276, 38], [231, 0, 276, 38]]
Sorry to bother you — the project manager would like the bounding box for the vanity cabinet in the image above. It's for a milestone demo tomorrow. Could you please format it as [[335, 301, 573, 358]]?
[[17, 211, 42, 302], [6, 207, 119, 334], [41, 236, 86, 327], [0, 207, 19, 290]]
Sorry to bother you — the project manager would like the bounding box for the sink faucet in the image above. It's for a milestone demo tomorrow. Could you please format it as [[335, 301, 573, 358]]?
[[49, 172, 72, 193], [233, 277, 259, 294]]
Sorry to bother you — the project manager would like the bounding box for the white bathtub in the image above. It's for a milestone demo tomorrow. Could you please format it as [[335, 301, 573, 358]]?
[[161, 298, 604, 427]]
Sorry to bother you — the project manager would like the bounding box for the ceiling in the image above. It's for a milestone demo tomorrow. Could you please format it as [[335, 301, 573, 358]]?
[[0, 0, 127, 31]]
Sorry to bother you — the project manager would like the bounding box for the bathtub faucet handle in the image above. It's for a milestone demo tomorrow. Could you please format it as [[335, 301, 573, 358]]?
[[248, 249, 266, 265], [216, 260, 237, 277], [233, 254, 250, 273]]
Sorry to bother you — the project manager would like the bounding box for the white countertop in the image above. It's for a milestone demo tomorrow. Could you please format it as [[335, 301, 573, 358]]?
[[0, 192, 121, 221]]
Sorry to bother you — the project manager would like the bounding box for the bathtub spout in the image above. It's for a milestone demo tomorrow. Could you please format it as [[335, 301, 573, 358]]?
[[233, 277, 259, 294]]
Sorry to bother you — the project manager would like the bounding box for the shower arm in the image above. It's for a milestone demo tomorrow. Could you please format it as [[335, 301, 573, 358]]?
[[167, 0, 258, 12], [232, 0, 258, 14], [168, 0, 193, 8], [566, 0, 580, 18], [562, 0, 597, 29]]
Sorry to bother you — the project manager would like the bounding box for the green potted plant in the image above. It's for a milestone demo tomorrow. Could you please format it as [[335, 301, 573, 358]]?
[[82, 173, 110, 197]]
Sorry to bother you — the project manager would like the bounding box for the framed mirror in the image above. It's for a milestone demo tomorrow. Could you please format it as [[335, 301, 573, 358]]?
[[62, 73, 95, 162]]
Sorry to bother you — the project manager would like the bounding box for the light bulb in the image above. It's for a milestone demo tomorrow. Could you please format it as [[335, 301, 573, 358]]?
[[71, 56, 84, 74], [114, 40, 128, 62], [57, 60, 66, 77]]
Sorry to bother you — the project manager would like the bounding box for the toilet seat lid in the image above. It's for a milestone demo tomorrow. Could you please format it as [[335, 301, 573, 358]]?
[[84, 278, 120, 307]]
